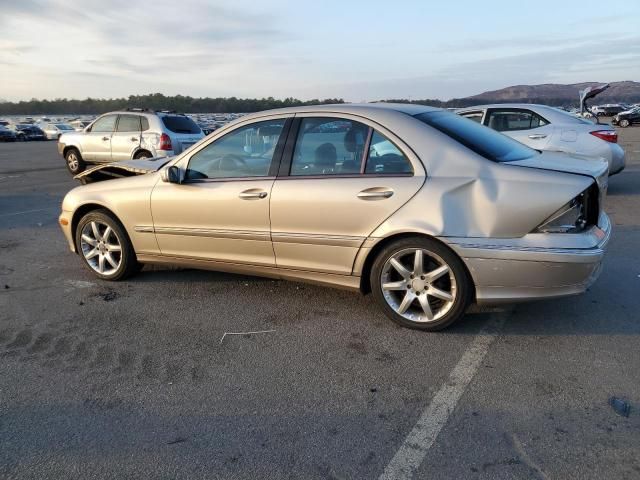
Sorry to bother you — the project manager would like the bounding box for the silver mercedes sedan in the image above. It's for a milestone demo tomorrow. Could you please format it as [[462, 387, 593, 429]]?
[[58, 104, 611, 331]]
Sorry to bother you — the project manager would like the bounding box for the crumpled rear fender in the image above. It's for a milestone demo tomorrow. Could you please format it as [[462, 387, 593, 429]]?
[[369, 162, 593, 240]]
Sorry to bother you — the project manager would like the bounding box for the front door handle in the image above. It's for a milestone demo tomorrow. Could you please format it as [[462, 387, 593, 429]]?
[[239, 189, 268, 200], [102, 136, 110, 141], [528, 134, 547, 139], [357, 188, 394, 200]]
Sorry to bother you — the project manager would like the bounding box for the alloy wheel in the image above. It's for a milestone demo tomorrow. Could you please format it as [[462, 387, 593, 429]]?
[[67, 152, 79, 171], [80, 221, 122, 275], [380, 248, 457, 323]]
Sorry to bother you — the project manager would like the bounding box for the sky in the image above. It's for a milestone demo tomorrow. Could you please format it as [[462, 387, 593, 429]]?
[[0, 0, 639, 102]]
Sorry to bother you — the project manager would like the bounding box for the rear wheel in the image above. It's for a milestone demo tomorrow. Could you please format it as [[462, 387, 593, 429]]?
[[65, 148, 86, 174], [75, 210, 139, 281], [370, 237, 473, 331], [619, 119, 630, 128], [134, 150, 152, 160]]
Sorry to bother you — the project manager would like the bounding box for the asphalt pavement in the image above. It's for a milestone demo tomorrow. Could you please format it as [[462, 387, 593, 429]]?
[[0, 131, 639, 479]]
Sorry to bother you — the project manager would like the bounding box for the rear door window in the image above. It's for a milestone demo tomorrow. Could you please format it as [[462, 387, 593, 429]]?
[[486, 109, 548, 131], [161, 115, 201, 134], [290, 118, 368, 175], [116, 115, 142, 132]]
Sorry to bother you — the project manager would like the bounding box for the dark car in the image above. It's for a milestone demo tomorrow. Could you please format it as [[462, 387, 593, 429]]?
[[0, 126, 17, 142], [13, 124, 47, 141], [595, 105, 625, 117], [612, 107, 640, 128]]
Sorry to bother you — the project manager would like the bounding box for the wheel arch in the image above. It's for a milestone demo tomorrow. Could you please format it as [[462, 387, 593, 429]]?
[[132, 148, 153, 159], [357, 232, 476, 301], [71, 203, 129, 252], [63, 144, 81, 157]]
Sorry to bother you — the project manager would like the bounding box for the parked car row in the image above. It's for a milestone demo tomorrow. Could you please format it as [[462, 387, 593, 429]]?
[[591, 103, 640, 117], [58, 103, 612, 331], [0, 120, 80, 141]]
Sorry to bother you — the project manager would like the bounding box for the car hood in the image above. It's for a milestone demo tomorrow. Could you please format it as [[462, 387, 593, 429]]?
[[74, 157, 171, 183], [509, 150, 608, 190]]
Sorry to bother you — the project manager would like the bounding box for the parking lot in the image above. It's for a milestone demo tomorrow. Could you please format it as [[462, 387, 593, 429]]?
[[1, 129, 639, 479]]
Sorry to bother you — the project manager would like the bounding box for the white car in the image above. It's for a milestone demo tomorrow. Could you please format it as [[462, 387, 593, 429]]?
[[42, 123, 76, 140], [457, 104, 625, 175]]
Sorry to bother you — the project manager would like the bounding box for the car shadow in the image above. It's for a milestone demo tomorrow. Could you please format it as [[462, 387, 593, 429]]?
[[607, 169, 640, 196], [125, 260, 640, 337]]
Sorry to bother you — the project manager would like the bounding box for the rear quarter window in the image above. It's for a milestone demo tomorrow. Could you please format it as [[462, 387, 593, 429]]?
[[161, 116, 201, 134]]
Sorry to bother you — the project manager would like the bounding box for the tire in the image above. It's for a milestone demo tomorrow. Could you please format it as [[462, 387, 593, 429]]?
[[75, 209, 140, 281], [65, 148, 86, 174], [133, 150, 152, 160], [370, 236, 473, 331], [619, 119, 630, 128]]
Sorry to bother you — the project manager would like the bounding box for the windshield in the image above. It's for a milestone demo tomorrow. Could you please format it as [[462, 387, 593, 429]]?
[[415, 111, 538, 163], [161, 115, 201, 134]]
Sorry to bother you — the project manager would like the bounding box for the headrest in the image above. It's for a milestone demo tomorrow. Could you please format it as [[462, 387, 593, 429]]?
[[315, 142, 337, 166], [344, 125, 368, 153]]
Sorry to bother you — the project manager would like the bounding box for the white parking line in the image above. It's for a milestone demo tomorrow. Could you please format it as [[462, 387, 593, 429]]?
[[379, 313, 506, 480], [0, 207, 57, 217]]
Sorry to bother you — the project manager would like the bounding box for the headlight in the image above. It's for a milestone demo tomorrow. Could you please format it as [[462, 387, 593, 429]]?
[[533, 192, 589, 234]]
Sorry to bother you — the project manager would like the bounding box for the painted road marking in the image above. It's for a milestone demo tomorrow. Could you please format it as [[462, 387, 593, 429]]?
[[379, 313, 506, 480], [0, 207, 58, 217]]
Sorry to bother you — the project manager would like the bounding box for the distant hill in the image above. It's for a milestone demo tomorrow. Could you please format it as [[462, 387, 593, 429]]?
[[465, 81, 640, 106]]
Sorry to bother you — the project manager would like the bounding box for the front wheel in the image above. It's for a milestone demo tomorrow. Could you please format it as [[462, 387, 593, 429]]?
[[370, 237, 473, 331], [75, 210, 140, 281], [65, 148, 86, 174], [619, 119, 630, 128]]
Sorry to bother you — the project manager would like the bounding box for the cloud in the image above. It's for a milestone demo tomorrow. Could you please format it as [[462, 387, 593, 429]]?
[[299, 35, 640, 101]]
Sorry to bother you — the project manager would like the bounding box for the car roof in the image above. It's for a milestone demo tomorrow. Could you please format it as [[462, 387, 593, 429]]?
[[236, 103, 440, 124]]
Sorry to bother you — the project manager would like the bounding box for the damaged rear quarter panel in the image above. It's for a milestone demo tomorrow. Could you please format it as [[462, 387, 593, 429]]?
[[369, 146, 593, 240]]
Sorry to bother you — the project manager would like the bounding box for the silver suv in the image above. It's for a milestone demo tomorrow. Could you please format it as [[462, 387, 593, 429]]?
[[58, 109, 204, 174]]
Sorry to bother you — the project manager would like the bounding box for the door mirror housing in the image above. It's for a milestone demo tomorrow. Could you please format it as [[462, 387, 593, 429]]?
[[164, 165, 181, 184]]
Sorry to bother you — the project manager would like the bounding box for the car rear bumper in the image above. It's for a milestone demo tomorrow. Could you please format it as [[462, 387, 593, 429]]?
[[609, 143, 625, 175], [447, 212, 611, 305]]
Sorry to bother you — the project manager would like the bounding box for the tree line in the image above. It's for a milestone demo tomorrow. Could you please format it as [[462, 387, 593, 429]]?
[[2, 92, 635, 115], [0, 93, 346, 115]]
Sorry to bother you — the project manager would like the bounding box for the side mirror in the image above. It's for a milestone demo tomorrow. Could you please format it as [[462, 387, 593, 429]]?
[[164, 165, 181, 184]]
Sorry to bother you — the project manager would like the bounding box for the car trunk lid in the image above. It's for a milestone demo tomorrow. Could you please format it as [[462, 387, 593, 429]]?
[[509, 150, 608, 223], [509, 150, 608, 187]]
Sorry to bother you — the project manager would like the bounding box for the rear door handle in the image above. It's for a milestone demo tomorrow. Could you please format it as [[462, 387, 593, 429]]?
[[528, 134, 547, 139], [102, 136, 110, 141], [357, 188, 394, 200], [239, 190, 268, 200], [131, 137, 139, 142]]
